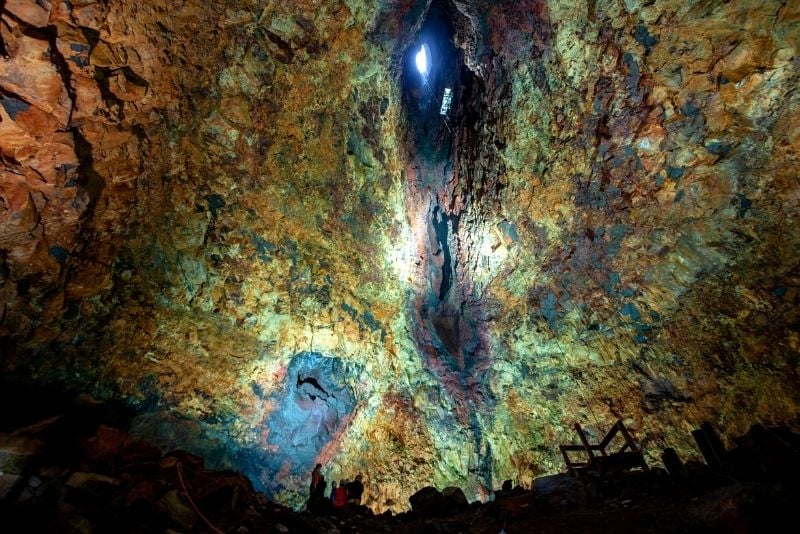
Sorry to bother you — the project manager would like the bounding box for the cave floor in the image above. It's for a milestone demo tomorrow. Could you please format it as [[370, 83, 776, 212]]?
[[2, 387, 797, 533]]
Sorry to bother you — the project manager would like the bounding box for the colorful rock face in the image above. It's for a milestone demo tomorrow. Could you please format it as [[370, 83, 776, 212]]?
[[259, 353, 359, 493], [1, 0, 799, 514]]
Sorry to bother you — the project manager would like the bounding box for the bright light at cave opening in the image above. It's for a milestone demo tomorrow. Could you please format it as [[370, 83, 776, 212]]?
[[415, 44, 429, 76]]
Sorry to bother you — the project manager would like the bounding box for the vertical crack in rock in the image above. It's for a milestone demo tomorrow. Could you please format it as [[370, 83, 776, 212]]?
[[399, 0, 498, 490], [431, 204, 460, 300]]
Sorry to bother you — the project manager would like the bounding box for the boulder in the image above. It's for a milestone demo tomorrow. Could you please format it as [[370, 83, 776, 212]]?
[[442, 486, 469, 511], [409, 486, 470, 516], [83, 425, 160, 467], [409, 486, 447, 515], [156, 489, 198, 530], [0, 433, 43, 474], [533, 474, 587, 509], [0, 472, 23, 500], [65, 471, 122, 497]]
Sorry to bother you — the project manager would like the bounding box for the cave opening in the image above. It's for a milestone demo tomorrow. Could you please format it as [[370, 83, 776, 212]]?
[[414, 43, 431, 77], [399, 0, 463, 169]]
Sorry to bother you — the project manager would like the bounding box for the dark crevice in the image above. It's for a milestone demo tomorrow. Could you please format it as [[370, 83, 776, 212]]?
[[0, 0, 8, 58], [432, 204, 461, 300], [94, 67, 126, 120], [0, 87, 31, 119], [296, 375, 330, 401], [399, 2, 491, 416]]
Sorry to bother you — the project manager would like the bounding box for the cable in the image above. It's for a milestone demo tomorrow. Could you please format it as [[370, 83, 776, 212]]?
[[420, 73, 454, 135], [176, 461, 224, 534]]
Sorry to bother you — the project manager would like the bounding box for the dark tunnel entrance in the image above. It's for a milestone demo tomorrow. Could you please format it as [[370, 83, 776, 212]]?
[[400, 0, 463, 171]]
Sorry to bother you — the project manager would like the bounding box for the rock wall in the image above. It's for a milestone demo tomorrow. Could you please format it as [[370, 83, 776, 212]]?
[[1, 0, 798, 513]]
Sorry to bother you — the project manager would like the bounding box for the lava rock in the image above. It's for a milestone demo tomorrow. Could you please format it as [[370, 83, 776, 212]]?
[[408, 486, 447, 515], [156, 489, 199, 530], [65, 471, 122, 497], [533, 474, 588, 509], [0, 472, 23, 500], [441, 486, 469, 511], [0, 434, 43, 474]]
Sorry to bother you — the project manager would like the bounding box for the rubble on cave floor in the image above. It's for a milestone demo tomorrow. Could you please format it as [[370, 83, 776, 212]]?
[[2, 389, 799, 533]]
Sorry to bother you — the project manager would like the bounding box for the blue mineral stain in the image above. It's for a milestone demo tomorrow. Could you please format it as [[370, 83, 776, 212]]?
[[621, 303, 641, 321], [667, 166, 685, 180], [604, 271, 621, 296], [674, 190, 685, 203], [621, 287, 635, 297], [637, 322, 652, 341], [680, 102, 700, 117], [340, 303, 384, 339], [206, 194, 226, 217], [282, 238, 299, 266], [341, 302, 358, 320], [362, 310, 383, 335], [251, 381, 265, 399], [773, 286, 787, 298], [634, 24, 658, 53], [623, 52, 640, 79], [623, 52, 642, 101], [540, 291, 558, 327], [256, 352, 359, 498], [49, 246, 69, 264], [610, 224, 628, 240], [736, 194, 752, 218], [607, 224, 629, 257], [69, 55, 89, 67], [250, 234, 276, 262], [498, 220, 518, 242], [1, 93, 30, 119], [655, 174, 666, 186], [634, 325, 650, 344], [705, 141, 732, 156], [650, 311, 661, 320]]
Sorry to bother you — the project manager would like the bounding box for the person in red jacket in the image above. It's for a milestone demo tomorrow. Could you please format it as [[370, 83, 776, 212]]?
[[332, 481, 348, 508]]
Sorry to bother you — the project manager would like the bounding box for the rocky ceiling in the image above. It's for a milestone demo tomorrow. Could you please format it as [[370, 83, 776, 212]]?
[[1, 0, 799, 513]]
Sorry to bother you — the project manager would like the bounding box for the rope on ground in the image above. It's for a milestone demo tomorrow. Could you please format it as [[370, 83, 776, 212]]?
[[176, 461, 224, 534]]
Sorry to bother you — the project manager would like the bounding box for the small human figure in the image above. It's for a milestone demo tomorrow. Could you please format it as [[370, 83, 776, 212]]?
[[311, 464, 322, 486], [310, 463, 326, 500], [332, 480, 348, 508], [330, 481, 338, 503], [345, 474, 364, 505]]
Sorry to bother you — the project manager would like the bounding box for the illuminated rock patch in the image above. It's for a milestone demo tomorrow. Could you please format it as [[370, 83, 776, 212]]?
[[0, 0, 799, 515], [260, 352, 359, 496]]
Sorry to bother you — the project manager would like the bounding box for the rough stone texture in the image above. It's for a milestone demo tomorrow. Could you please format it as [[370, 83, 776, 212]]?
[[1, 0, 799, 514]]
